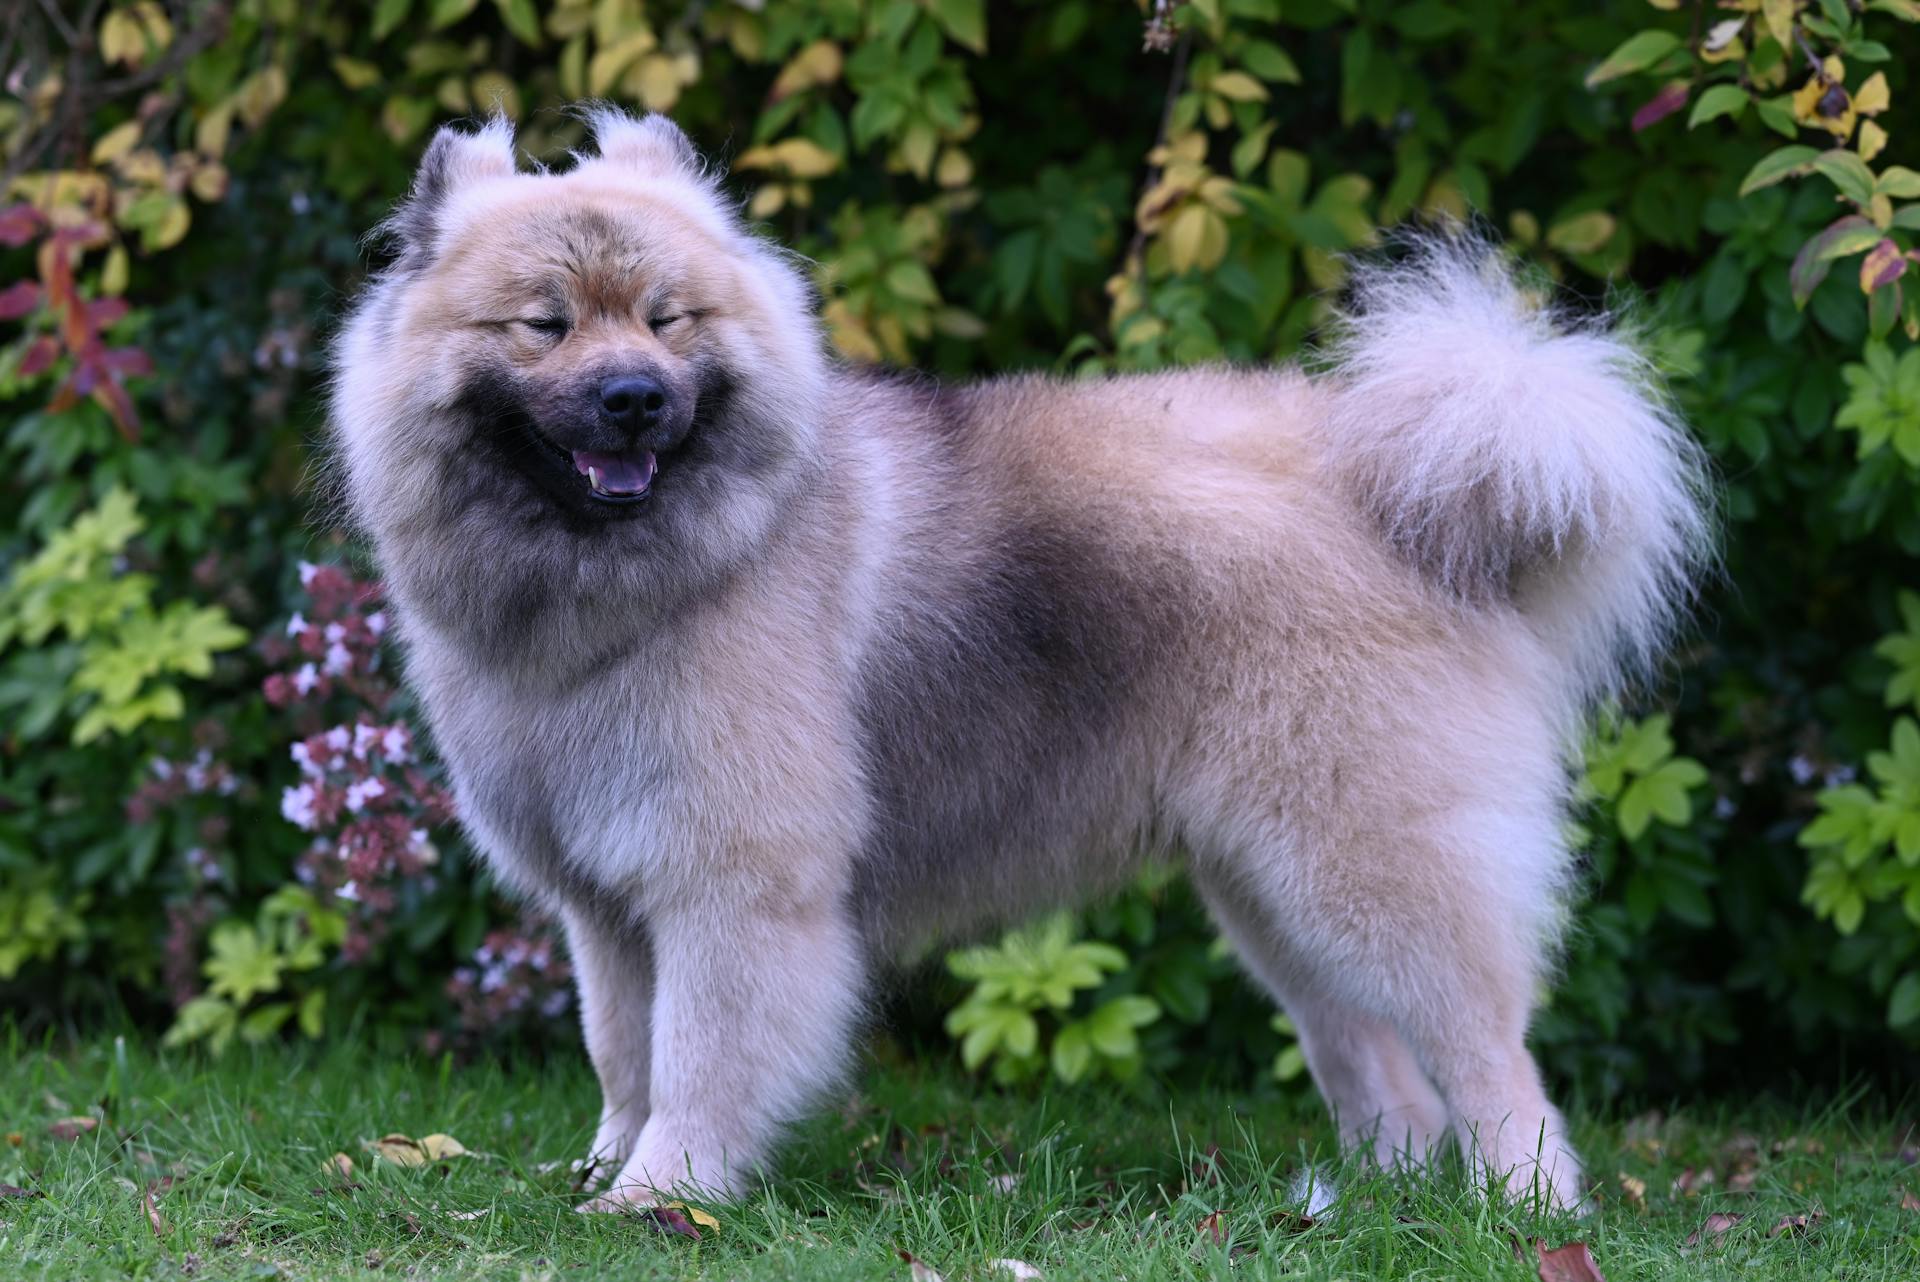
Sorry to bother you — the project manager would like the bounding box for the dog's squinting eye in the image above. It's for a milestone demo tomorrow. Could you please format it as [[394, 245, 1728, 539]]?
[[522, 316, 571, 339], [648, 313, 686, 332]]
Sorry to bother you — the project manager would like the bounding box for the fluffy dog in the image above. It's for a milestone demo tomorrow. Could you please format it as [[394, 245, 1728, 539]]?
[[329, 108, 1708, 1212]]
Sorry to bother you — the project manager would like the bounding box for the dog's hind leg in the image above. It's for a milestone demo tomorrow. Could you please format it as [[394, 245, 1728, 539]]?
[[1195, 871, 1450, 1168], [562, 905, 653, 1183]]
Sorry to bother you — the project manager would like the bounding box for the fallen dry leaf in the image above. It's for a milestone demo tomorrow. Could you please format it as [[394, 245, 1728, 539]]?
[[48, 1116, 98, 1141], [1617, 1172, 1647, 1208], [5, 1132, 22, 1147], [1196, 1211, 1227, 1246], [1671, 1167, 1715, 1195], [645, 1206, 703, 1239], [143, 1185, 169, 1238], [1901, 1187, 1920, 1212], [1726, 1169, 1757, 1194], [1766, 1209, 1824, 1238], [366, 1132, 470, 1168], [1682, 1212, 1744, 1248], [659, 1200, 719, 1231], [897, 1248, 944, 1281], [988, 1173, 1022, 1195], [989, 1260, 1043, 1280], [449, 1207, 491, 1221], [1534, 1239, 1607, 1282], [321, 1153, 355, 1181]]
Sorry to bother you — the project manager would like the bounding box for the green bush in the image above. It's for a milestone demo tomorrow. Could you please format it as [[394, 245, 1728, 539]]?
[[2, 0, 1918, 1094]]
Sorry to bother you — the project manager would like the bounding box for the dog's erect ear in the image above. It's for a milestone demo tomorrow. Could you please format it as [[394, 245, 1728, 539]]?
[[581, 106, 702, 178], [388, 118, 516, 263]]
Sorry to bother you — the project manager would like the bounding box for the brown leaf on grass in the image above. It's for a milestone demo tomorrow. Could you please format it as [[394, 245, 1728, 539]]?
[[1901, 1187, 1920, 1212], [1726, 1169, 1757, 1194], [5, 1132, 22, 1147], [366, 1132, 470, 1168], [1271, 1208, 1316, 1233], [321, 1152, 354, 1181], [1196, 1211, 1227, 1246], [645, 1206, 703, 1239], [1766, 1209, 1824, 1238], [897, 1248, 945, 1281], [1682, 1212, 1745, 1247], [1671, 1167, 1715, 1195], [48, 1116, 98, 1141], [1534, 1240, 1607, 1282], [143, 1185, 169, 1238], [0, 1184, 44, 1200], [1616, 1172, 1647, 1208]]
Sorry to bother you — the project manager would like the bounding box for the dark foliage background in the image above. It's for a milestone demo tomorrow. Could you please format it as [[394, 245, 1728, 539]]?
[[3, 0, 1919, 1103]]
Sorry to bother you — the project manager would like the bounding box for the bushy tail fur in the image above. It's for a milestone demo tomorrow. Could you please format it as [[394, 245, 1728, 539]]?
[[1320, 235, 1711, 702]]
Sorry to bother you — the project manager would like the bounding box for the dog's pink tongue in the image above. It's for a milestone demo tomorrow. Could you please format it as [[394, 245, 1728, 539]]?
[[571, 449, 657, 494]]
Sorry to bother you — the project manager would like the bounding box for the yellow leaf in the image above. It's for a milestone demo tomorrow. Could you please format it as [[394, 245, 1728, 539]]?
[[1210, 71, 1269, 103], [369, 1134, 427, 1167], [1761, 0, 1796, 52], [559, 33, 588, 99], [935, 148, 973, 189], [897, 124, 938, 179], [146, 199, 190, 251], [320, 1152, 355, 1180], [91, 121, 141, 166], [101, 244, 129, 295], [188, 161, 228, 203], [1509, 209, 1541, 247], [1165, 202, 1210, 273], [824, 300, 882, 362], [1855, 71, 1890, 116], [98, 10, 146, 67], [332, 57, 381, 90], [771, 40, 842, 100], [470, 72, 521, 119], [195, 103, 233, 157], [1547, 210, 1617, 255], [747, 184, 787, 219], [418, 1134, 468, 1161], [660, 1201, 719, 1230], [120, 148, 166, 185], [436, 75, 472, 114], [772, 138, 839, 178], [587, 29, 657, 97], [132, 2, 174, 52], [234, 65, 288, 129], [1859, 120, 1888, 163], [628, 52, 686, 110]]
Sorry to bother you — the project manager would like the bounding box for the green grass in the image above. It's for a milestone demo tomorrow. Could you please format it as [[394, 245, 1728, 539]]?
[[3, 1032, 1917, 1280]]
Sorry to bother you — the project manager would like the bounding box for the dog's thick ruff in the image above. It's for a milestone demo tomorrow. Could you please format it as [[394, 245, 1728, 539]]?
[[330, 110, 1708, 1212]]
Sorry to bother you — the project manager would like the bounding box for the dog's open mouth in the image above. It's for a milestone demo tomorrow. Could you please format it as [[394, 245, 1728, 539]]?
[[569, 448, 657, 502]]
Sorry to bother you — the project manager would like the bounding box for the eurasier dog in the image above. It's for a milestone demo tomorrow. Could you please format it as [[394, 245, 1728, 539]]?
[[330, 108, 1708, 1212]]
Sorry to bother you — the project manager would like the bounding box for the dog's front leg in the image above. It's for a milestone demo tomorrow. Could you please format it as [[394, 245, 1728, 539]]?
[[562, 905, 653, 1184], [581, 870, 864, 1208]]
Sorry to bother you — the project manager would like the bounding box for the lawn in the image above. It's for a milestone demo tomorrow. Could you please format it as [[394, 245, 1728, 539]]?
[[3, 1030, 1916, 1281]]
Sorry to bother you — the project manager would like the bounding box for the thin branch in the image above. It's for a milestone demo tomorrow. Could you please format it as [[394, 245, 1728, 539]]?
[[1123, 30, 1193, 283]]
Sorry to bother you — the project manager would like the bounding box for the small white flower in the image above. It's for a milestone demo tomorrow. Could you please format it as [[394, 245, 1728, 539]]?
[[298, 560, 319, 587], [345, 777, 386, 813], [324, 622, 346, 643], [280, 783, 318, 831], [324, 641, 352, 675], [337, 879, 360, 903], [325, 725, 351, 752], [150, 758, 174, 780], [381, 725, 412, 763], [352, 723, 380, 760], [367, 611, 388, 637], [285, 612, 307, 638], [290, 742, 319, 777], [293, 662, 320, 696]]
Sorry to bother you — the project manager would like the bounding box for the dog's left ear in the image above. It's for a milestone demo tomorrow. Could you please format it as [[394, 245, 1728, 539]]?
[[583, 107, 703, 179], [388, 117, 517, 264]]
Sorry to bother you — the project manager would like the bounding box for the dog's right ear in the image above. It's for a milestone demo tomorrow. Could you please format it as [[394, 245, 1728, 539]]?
[[387, 118, 516, 264]]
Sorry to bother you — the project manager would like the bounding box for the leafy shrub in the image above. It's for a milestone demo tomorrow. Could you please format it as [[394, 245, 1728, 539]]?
[[2, 0, 1918, 1097]]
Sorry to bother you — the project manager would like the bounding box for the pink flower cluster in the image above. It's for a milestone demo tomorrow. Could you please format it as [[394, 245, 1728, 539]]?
[[437, 925, 575, 1051], [262, 561, 389, 712]]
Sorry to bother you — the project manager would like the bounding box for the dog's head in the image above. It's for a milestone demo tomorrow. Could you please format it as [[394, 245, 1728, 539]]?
[[330, 109, 827, 643]]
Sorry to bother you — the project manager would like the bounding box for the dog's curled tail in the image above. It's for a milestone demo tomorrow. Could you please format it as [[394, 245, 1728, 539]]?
[[1320, 236, 1711, 701]]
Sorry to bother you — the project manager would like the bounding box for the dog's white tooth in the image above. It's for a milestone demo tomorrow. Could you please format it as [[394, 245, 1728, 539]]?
[[588, 466, 604, 493]]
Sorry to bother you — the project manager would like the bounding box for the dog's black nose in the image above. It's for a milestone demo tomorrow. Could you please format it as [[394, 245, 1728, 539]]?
[[599, 376, 667, 429]]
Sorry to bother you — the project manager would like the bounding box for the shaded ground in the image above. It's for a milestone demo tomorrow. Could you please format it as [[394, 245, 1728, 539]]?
[[3, 1032, 1917, 1279]]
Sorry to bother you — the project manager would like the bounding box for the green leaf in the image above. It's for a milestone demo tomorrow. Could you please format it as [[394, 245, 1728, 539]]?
[[1584, 30, 1683, 88], [427, 0, 480, 30], [1051, 1020, 1092, 1082], [1687, 84, 1749, 128], [492, 0, 541, 46], [1889, 971, 1920, 1027], [203, 922, 285, 1005], [372, 0, 413, 39], [1738, 145, 1820, 196], [1813, 149, 1878, 206]]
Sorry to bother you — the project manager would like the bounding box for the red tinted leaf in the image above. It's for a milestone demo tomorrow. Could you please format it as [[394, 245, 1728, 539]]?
[[1197, 1210, 1227, 1246], [101, 344, 153, 377], [0, 280, 40, 320], [1766, 1209, 1824, 1237], [87, 297, 130, 329], [1792, 215, 1875, 306], [0, 204, 43, 247], [48, 1116, 98, 1141], [644, 1206, 703, 1239], [93, 375, 143, 442], [19, 335, 59, 377], [1632, 81, 1690, 132], [1535, 1239, 1608, 1282], [1863, 238, 1909, 292]]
